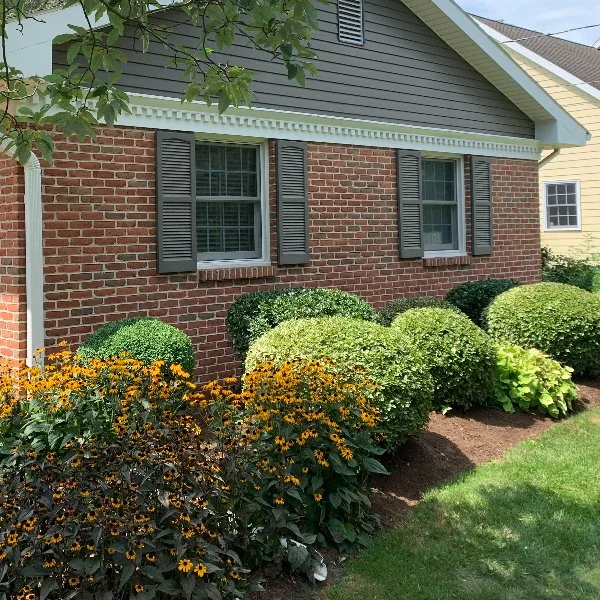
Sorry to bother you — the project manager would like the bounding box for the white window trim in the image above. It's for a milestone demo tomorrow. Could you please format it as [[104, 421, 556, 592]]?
[[423, 155, 467, 259], [543, 179, 581, 232], [196, 140, 271, 270]]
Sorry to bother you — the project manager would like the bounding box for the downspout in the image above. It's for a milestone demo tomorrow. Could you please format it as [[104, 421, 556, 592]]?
[[1, 140, 44, 366], [538, 148, 561, 169]]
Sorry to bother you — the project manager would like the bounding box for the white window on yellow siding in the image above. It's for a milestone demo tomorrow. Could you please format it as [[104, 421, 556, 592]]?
[[544, 180, 581, 231]]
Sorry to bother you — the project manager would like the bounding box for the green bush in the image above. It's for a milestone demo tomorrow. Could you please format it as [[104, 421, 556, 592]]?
[[445, 278, 520, 327], [79, 317, 195, 373], [391, 308, 495, 411], [493, 342, 576, 418], [487, 282, 600, 375], [227, 288, 379, 355], [542, 246, 598, 292], [245, 317, 433, 448], [379, 296, 461, 326]]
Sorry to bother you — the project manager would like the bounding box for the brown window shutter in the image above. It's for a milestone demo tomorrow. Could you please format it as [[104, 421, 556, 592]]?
[[277, 140, 309, 265], [156, 130, 197, 273], [397, 150, 424, 258], [471, 156, 493, 256]]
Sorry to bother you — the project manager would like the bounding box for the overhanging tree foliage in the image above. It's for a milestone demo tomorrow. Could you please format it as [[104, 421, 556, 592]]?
[[1, 0, 319, 163]]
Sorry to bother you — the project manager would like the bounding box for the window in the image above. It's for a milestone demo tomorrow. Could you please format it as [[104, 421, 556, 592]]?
[[544, 180, 580, 230], [338, 0, 364, 45], [195, 142, 262, 261], [422, 158, 462, 253]]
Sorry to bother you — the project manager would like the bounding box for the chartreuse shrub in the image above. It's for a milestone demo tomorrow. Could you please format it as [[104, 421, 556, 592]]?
[[445, 278, 520, 327], [245, 317, 434, 448], [493, 342, 576, 417], [226, 288, 379, 355], [379, 296, 461, 326], [79, 317, 195, 374], [487, 282, 600, 375], [208, 360, 387, 552], [391, 308, 495, 411]]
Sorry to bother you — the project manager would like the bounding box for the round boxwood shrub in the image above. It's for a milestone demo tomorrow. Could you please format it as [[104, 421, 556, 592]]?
[[445, 278, 520, 327], [79, 317, 195, 373], [391, 307, 495, 410], [380, 296, 462, 326], [245, 317, 434, 448], [227, 288, 379, 355], [487, 282, 600, 375]]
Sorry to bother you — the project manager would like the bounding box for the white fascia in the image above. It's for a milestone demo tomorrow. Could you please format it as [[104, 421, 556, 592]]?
[[114, 92, 542, 161], [0, 142, 44, 367], [475, 19, 600, 107]]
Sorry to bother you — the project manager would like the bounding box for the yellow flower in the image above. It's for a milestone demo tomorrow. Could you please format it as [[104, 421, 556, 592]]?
[[314, 493, 323, 502], [178, 558, 194, 573], [194, 563, 207, 577], [274, 497, 285, 505], [135, 584, 145, 593], [125, 550, 136, 561]]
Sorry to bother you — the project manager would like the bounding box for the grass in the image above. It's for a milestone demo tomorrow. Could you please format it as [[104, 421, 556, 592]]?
[[325, 409, 600, 600]]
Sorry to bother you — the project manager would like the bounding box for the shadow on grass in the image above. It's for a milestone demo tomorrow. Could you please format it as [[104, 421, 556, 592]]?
[[332, 483, 600, 600]]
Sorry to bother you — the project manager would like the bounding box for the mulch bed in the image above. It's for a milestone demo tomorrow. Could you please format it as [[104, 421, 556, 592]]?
[[253, 379, 600, 600]]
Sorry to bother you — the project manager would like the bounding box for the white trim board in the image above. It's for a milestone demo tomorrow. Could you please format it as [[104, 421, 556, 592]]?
[[475, 19, 600, 106], [113, 93, 542, 160], [6, 0, 587, 149]]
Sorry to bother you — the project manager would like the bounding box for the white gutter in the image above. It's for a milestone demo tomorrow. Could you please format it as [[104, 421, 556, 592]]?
[[1, 141, 44, 366]]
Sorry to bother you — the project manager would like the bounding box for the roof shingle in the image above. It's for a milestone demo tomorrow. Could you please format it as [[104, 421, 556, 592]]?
[[475, 16, 600, 91]]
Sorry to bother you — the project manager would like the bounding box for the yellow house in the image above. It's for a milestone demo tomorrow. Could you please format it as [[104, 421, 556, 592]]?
[[476, 17, 599, 256]]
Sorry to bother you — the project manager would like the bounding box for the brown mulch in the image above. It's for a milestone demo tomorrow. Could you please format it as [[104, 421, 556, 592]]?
[[252, 379, 600, 600]]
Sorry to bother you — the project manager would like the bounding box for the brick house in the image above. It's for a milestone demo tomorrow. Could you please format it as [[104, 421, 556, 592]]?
[[1, 0, 588, 377]]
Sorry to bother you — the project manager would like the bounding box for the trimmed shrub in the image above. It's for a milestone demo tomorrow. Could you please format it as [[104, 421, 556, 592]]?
[[542, 246, 597, 292], [487, 282, 600, 375], [391, 307, 495, 410], [79, 317, 195, 374], [379, 296, 461, 326], [493, 342, 576, 418], [445, 278, 520, 327], [245, 317, 433, 448], [227, 288, 379, 355]]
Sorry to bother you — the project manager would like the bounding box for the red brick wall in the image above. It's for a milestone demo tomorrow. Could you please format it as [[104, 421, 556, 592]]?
[[0, 156, 26, 364], [37, 127, 541, 379]]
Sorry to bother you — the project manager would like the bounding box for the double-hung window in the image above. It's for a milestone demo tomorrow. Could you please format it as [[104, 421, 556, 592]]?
[[544, 180, 580, 230], [422, 159, 460, 252], [195, 143, 262, 261]]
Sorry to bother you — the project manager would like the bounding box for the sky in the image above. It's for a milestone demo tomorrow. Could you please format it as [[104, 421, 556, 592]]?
[[458, 0, 600, 46]]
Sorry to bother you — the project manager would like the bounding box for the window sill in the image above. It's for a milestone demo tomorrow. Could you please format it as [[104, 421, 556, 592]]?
[[198, 265, 277, 282], [422, 255, 471, 268]]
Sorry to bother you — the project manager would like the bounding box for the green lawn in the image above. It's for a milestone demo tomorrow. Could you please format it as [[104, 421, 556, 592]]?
[[325, 409, 600, 600]]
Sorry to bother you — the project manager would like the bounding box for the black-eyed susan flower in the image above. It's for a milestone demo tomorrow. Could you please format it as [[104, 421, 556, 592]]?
[[194, 563, 207, 577], [178, 558, 194, 573]]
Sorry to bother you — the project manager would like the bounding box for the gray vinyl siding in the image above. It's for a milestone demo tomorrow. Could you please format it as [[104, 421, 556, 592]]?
[[52, 0, 535, 138]]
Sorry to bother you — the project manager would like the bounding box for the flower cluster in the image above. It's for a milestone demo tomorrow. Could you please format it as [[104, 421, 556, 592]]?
[[0, 399, 245, 598], [0, 346, 206, 449], [208, 360, 387, 551]]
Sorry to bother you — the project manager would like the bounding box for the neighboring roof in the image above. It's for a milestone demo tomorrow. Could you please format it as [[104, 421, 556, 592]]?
[[476, 16, 600, 92], [6, 0, 589, 147]]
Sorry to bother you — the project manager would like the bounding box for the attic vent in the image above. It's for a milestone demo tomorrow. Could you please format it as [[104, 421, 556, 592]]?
[[338, 0, 364, 45]]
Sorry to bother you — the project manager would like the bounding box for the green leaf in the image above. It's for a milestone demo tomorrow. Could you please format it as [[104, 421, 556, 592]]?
[[40, 578, 59, 600], [362, 457, 389, 475], [287, 543, 309, 572], [119, 562, 135, 591]]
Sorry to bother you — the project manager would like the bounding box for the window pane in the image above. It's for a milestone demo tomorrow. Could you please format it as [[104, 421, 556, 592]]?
[[196, 201, 257, 254], [422, 159, 456, 202], [423, 204, 455, 247]]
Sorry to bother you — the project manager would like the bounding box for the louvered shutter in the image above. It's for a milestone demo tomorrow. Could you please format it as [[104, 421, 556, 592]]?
[[156, 130, 197, 273], [338, 0, 364, 45], [398, 150, 424, 258], [277, 140, 309, 265], [471, 156, 493, 256]]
